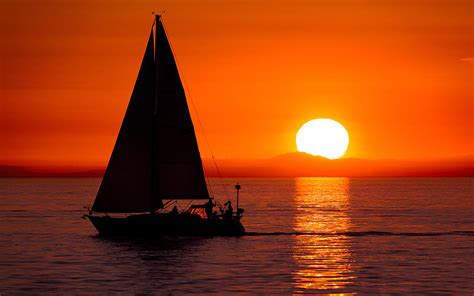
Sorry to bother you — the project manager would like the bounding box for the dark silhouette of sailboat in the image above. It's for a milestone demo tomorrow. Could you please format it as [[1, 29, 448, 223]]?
[[85, 15, 245, 236]]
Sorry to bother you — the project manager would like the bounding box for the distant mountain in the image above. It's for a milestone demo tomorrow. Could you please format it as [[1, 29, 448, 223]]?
[[202, 152, 474, 177], [0, 165, 34, 177], [0, 165, 104, 177], [1, 153, 472, 177]]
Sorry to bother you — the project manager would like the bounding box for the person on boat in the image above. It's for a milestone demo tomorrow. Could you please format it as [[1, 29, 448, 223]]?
[[170, 205, 179, 215], [224, 201, 233, 221], [205, 198, 215, 219]]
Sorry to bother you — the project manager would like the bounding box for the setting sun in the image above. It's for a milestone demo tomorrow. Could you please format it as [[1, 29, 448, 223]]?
[[296, 119, 349, 159]]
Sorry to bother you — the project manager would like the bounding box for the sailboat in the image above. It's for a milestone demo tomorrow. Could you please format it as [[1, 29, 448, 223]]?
[[85, 15, 245, 236]]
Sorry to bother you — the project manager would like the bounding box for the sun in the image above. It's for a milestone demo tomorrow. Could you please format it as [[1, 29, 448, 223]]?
[[296, 119, 349, 159]]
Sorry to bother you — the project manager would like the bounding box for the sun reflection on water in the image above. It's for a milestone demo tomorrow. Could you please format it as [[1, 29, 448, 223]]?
[[292, 177, 355, 293]]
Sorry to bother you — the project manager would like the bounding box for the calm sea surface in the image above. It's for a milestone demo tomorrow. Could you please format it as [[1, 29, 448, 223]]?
[[0, 177, 473, 294]]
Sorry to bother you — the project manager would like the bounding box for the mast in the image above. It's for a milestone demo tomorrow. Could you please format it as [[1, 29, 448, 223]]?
[[150, 15, 159, 214]]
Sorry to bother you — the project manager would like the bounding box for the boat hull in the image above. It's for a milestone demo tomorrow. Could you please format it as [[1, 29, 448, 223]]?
[[87, 213, 245, 237]]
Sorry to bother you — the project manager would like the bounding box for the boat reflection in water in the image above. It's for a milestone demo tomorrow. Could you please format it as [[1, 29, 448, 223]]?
[[292, 177, 354, 293]]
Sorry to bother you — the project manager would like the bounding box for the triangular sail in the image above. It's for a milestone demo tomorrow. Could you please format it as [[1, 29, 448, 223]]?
[[93, 19, 210, 213], [153, 17, 210, 200], [93, 32, 156, 213]]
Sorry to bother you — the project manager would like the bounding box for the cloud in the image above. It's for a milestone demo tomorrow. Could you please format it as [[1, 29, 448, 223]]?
[[460, 58, 474, 64]]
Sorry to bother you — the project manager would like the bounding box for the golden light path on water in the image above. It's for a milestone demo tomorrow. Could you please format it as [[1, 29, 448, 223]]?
[[292, 178, 355, 292]]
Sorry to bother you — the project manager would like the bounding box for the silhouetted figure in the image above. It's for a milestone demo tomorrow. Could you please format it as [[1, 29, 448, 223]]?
[[205, 198, 215, 219], [170, 205, 178, 215], [224, 201, 233, 221]]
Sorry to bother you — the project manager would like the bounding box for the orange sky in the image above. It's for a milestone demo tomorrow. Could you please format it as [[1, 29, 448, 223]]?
[[1, 0, 472, 169]]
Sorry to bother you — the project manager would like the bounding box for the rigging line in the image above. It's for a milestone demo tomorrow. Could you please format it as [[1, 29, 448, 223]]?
[[160, 18, 224, 196], [162, 199, 175, 208], [183, 199, 194, 211]]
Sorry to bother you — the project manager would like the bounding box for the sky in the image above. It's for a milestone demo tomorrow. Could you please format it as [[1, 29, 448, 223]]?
[[1, 0, 472, 172]]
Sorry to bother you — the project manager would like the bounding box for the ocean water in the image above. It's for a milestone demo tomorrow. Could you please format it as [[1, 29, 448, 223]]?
[[0, 177, 473, 294]]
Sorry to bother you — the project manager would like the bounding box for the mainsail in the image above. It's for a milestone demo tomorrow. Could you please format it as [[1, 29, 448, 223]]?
[[154, 17, 210, 202], [93, 16, 209, 214]]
